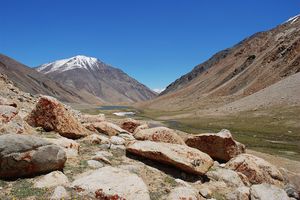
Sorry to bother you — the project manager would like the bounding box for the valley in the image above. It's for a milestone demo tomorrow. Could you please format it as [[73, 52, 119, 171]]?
[[78, 104, 300, 162]]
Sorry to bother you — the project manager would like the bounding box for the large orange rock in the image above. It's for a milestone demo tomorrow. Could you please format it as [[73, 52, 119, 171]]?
[[134, 127, 185, 145], [121, 118, 142, 133], [225, 154, 284, 186], [185, 129, 245, 161], [127, 140, 213, 175], [26, 96, 89, 139]]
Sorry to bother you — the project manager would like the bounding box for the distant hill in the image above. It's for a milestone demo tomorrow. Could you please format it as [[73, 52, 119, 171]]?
[[0, 54, 102, 104]]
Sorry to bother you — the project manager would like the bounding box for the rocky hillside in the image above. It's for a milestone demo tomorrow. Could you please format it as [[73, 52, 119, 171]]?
[[0, 54, 102, 104], [36, 55, 157, 103], [0, 74, 299, 200], [148, 14, 300, 111]]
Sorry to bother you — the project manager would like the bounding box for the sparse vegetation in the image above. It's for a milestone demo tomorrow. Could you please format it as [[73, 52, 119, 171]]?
[[10, 179, 47, 199]]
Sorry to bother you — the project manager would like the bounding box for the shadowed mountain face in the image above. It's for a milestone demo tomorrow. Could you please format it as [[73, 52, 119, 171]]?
[[0, 54, 102, 104], [145, 14, 300, 111], [36, 55, 157, 103]]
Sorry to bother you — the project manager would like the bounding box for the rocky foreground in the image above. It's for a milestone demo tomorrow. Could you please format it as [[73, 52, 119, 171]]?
[[0, 73, 299, 200]]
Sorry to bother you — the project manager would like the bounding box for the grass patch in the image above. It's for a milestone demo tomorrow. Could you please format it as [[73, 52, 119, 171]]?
[[0, 180, 7, 187], [140, 106, 300, 161], [10, 179, 47, 199], [163, 176, 177, 187]]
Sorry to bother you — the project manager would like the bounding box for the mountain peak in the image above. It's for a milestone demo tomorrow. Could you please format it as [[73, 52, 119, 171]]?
[[37, 55, 100, 74], [285, 14, 300, 24]]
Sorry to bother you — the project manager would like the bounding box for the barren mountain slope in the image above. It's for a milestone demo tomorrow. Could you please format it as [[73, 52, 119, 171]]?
[[36, 55, 157, 103], [0, 54, 102, 104], [143, 15, 300, 111]]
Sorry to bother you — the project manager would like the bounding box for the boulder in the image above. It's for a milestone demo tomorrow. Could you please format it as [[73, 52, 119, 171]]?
[[167, 186, 204, 200], [0, 134, 66, 179], [127, 140, 213, 175], [87, 160, 104, 169], [71, 166, 150, 200], [0, 96, 17, 107], [185, 129, 245, 162], [225, 186, 250, 200], [91, 151, 113, 165], [0, 114, 32, 134], [50, 186, 70, 200], [80, 114, 105, 123], [284, 184, 299, 199], [110, 136, 125, 145], [34, 171, 69, 188], [121, 118, 142, 133], [225, 154, 284, 186], [0, 105, 18, 123], [134, 127, 185, 145], [118, 133, 136, 141], [88, 121, 128, 136], [133, 123, 149, 134], [250, 183, 289, 200], [207, 167, 250, 187], [45, 137, 79, 159], [25, 96, 89, 139], [81, 133, 110, 145]]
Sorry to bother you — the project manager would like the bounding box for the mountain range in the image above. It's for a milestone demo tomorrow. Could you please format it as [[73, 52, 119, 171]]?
[[142, 14, 300, 112]]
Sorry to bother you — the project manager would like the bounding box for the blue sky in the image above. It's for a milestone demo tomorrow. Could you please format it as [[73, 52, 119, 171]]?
[[0, 0, 299, 91]]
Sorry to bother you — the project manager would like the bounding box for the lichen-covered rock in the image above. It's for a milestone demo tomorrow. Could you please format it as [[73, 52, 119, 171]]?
[[134, 127, 185, 145], [121, 118, 142, 133], [71, 166, 150, 200], [25, 96, 89, 139], [0, 134, 66, 179], [225, 154, 284, 186], [185, 129, 245, 161], [127, 140, 213, 175]]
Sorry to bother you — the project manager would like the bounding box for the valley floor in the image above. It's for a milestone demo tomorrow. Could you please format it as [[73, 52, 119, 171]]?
[[79, 104, 300, 163]]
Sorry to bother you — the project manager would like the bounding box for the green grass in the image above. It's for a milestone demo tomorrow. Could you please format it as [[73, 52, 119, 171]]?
[[80, 104, 300, 161], [139, 106, 300, 161], [163, 176, 177, 187], [10, 179, 47, 199]]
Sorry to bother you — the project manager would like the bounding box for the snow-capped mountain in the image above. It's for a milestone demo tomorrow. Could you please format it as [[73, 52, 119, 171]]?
[[37, 55, 100, 74], [36, 55, 157, 103]]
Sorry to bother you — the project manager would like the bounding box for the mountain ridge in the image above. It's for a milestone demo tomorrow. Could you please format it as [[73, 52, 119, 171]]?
[[0, 54, 102, 105], [36, 55, 157, 103], [142, 14, 300, 111]]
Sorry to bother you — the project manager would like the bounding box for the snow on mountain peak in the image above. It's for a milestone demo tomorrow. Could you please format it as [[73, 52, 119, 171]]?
[[285, 14, 300, 24], [37, 55, 100, 74]]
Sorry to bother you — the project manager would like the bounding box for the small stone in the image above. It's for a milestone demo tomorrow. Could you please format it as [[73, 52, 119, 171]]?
[[110, 136, 125, 145], [50, 186, 70, 200], [34, 171, 69, 188], [87, 160, 104, 169]]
